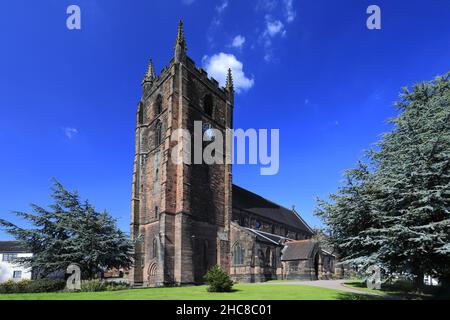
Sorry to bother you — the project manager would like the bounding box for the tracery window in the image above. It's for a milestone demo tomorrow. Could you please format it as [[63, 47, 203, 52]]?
[[232, 242, 244, 266], [138, 102, 145, 124], [155, 121, 162, 147], [155, 94, 162, 115], [152, 238, 158, 258]]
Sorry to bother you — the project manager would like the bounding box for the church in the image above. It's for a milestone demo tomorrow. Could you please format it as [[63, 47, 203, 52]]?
[[129, 21, 336, 287]]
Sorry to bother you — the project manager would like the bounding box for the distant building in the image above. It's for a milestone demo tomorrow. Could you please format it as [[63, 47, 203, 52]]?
[[0, 241, 32, 283]]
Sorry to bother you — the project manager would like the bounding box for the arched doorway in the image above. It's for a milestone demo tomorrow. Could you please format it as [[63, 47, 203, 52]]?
[[147, 262, 158, 287]]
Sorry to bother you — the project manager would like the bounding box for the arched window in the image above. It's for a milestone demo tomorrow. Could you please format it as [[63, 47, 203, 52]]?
[[265, 248, 271, 266], [258, 250, 265, 267], [155, 94, 162, 115], [138, 102, 145, 124], [203, 94, 213, 117], [155, 121, 162, 147], [152, 238, 158, 258], [232, 242, 244, 266], [154, 206, 159, 219]]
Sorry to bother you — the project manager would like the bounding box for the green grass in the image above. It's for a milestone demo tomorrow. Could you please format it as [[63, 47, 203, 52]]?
[[0, 283, 377, 300]]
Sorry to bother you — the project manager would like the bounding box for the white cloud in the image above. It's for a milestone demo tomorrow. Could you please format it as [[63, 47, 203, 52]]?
[[284, 0, 296, 23], [63, 127, 78, 139], [257, 0, 278, 11], [304, 99, 309, 105], [215, 0, 229, 13], [265, 19, 286, 37], [231, 35, 246, 48], [202, 53, 254, 93], [254, 1, 296, 61], [208, 0, 229, 46], [260, 17, 286, 61], [257, 0, 296, 23]]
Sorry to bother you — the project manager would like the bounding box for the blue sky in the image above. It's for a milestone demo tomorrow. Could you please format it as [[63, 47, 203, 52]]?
[[0, 0, 449, 239]]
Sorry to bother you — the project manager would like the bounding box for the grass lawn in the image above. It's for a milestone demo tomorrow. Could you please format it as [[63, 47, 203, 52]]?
[[0, 283, 378, 300], [344, 281, 445, 300]]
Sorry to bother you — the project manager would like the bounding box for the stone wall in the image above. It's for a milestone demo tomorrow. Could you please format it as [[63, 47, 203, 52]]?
[[130, 51, 233, 287], [282, 260, 316, 280], [229, 222, 282, 283]]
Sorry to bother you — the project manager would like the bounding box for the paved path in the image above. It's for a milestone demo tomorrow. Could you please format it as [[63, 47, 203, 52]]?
[[267, 279, 388, 297]]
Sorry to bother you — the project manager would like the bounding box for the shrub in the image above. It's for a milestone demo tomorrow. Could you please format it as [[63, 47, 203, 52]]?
[[15, 279, 32, 293], [0, 278, 129, 294], [104, 281, 130, 291], [0, 279, 65, 294], [204, 265, 234, 292], [80, 279, 106, 292], [0, 280, 16, 294], [79, 280, 130, 292], [27, 279, 66, 293]]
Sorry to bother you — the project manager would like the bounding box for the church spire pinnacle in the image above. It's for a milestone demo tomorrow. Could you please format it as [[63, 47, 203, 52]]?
[[176, 20, 186, 47], [174, 20, 187, 63], [226, 68, 234, 92], [142, 58, 156, 84]]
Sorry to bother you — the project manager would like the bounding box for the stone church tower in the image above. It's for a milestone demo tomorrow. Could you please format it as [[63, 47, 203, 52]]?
[[130, 21, 234, 287]]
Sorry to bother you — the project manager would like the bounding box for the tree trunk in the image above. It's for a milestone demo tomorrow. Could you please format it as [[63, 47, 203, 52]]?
[[413, 270, 424, 292]]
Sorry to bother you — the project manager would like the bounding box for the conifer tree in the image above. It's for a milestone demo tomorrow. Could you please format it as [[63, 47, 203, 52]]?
[[316, 73, 450, 288], [0, 179, 133, 279]]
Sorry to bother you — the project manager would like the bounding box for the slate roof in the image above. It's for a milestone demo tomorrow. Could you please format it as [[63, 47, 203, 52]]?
[[232, 185, 314, 235], [281, 240, 318, 261], [0, 241, 29, 253]]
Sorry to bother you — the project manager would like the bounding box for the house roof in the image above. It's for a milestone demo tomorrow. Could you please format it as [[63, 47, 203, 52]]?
[[232, 185, 314, 235], [0, 241, 29, 253], [281, 240, 319, 261]]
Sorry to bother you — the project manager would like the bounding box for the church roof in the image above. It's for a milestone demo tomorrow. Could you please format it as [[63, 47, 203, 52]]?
[[232, 184, 314, 235], [0, 241, 29, 253], [281, 240, 318, 261], [244, 228, 292, 245]]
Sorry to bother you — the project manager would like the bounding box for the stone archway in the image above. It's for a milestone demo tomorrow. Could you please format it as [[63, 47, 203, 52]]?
[[147, 262, 158, 287]]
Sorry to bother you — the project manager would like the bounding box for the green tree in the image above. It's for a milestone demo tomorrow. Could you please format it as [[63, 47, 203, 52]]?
[[204, 265, 234, 292], [0, 179, 133, 279], [316, 73, 450, 289]]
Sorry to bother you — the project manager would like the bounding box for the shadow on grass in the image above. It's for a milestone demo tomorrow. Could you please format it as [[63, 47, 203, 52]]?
[[207, 288, 242, 293], [335, 292, 383, 300], [344, 280, 450, 300], [345, 281, 367, 289]]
